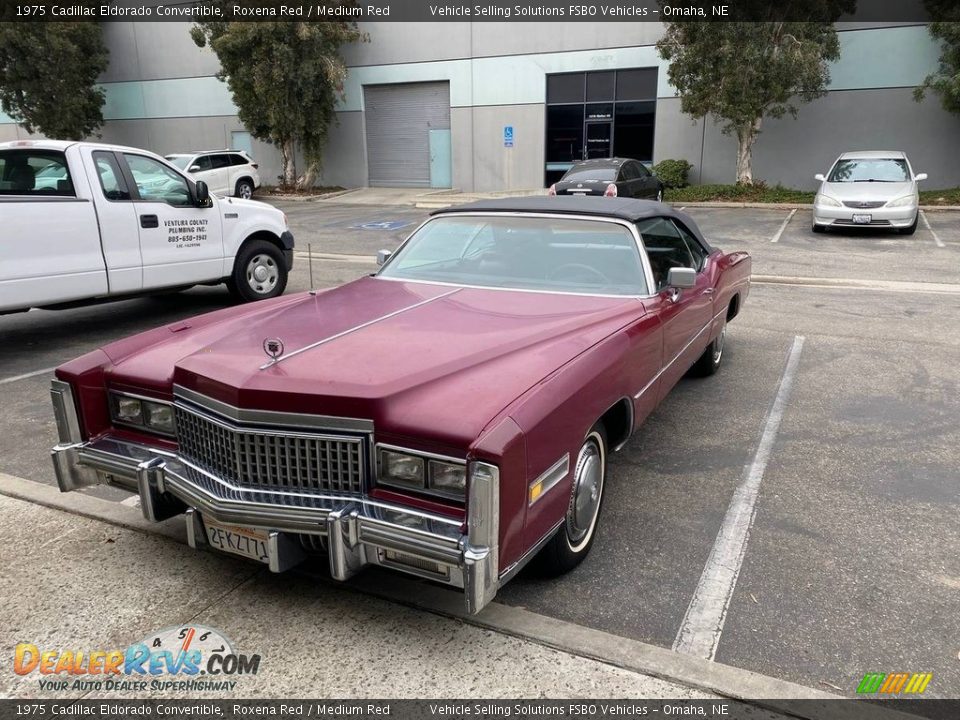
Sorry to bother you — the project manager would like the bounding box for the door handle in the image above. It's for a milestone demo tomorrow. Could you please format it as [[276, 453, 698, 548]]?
[[140, 214, 159, 229]]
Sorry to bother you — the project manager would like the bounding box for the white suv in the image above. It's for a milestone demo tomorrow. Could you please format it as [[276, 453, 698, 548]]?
[[166, 150, 261, 199]]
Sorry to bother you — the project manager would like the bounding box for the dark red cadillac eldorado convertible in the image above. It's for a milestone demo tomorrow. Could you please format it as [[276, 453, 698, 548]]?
[[51, 196, 750, 613]]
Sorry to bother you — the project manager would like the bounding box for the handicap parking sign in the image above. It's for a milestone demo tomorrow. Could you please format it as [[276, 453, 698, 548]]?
[[504, 126, 514, 148], [349, 220, 413, 231]]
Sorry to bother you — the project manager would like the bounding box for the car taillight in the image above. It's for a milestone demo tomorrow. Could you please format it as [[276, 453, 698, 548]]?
[[604, 183, 618, 197], [547, 184, 557, 196]]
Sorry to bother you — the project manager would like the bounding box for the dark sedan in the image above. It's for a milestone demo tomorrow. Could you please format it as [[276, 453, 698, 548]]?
[[548, 158, 664, 201]]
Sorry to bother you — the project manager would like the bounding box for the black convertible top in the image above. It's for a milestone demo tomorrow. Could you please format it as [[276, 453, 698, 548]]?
[[432, 196, 714, 251]]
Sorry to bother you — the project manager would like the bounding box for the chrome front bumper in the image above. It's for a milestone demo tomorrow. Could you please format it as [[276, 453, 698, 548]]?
[[49, 381, 499, 614]]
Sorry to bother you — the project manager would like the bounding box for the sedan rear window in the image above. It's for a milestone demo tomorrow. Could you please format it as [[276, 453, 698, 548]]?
[[562, 167, 617, 182], [378, 215, 648, 296], [828, 158, 910, 183]]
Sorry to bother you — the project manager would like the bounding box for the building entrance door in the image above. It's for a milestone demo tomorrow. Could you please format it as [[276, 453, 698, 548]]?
[[585, 121, 612, 160]]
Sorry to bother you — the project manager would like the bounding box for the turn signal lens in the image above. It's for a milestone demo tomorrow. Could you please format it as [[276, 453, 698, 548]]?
[[604, 183, 618, 197], [886, 195, 916, 208], [816, 194, 842, 208]]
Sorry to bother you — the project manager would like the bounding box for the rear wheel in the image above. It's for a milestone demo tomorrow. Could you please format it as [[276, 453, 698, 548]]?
[[539, 424, 607, 575], [235, 179, 254, 199], [690, 324, 725, 377], [898, 214, 918, 236], [228, 240, 288, 302]]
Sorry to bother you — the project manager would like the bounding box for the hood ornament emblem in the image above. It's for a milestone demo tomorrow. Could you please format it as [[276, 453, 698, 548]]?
[[263, 338, 285, 362]]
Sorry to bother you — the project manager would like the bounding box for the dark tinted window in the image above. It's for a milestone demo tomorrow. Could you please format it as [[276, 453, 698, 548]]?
[[562, 166, 617, 182], [546, 105, 584, 163], [616, 69, 658, 100], [209, 154, 231, 170], [93, 151, 131, 201], [613, 101, 656, 162], [0, 150, 75, 197], [620, 163, 640, 181], [189, 156, 212, 172], [586, 71, 615, 102], [229, 154, 248, 166], [547, 73, 584, 104]]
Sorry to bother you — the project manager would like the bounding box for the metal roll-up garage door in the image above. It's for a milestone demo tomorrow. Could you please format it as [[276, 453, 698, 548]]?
[[364, 82, 451, 187]]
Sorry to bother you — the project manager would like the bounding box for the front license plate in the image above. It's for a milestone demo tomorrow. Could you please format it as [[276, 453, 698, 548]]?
[[852, 214, 872, 224], [204, 517, 270, 564]]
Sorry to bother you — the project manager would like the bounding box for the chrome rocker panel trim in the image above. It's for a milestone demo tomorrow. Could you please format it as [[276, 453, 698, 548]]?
[[52, 413, 498, 615]]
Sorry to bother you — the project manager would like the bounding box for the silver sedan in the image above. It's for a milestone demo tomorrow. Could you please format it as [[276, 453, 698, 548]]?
[[812, 151, 926, 235]]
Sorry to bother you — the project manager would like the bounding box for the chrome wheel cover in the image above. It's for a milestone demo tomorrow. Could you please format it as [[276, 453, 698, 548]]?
[[713, 325, 726, 365], [238, 183, 253, 199], [566, 434, 604, 552], [246, 254, 278, 295]]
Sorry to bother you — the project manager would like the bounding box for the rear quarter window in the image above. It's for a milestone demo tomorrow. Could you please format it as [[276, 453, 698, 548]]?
[[0, 150, 75, 197]]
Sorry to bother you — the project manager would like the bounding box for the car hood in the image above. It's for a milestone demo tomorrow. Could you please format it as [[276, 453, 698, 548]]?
[[217, 195, 283, 219], [820, 181, 915, 201], [103, 278, 642, 449]]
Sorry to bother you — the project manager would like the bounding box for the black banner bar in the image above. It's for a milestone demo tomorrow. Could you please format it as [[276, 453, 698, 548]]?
[[0, 0, 942, 23], [1, 700, 959, 720]]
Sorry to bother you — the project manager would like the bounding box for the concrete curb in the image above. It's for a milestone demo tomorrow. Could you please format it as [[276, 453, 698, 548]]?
[[1, 472, 926, 720], [259, 188, 355, 203]]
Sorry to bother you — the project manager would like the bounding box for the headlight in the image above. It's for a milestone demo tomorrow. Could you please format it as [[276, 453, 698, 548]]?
[[109, 391, 175, 437], [816, 194, 842, 208], [377, 445, 466, 500], [886, 195, 916, 208], [379, 449, 425, 490], [428, 460, 467, 498]]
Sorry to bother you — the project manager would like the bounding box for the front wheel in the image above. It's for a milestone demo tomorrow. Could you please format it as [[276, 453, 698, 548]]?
[[538, 424, 607, 575], [898, 214, 918, 236], [228, 240, 288, 302]]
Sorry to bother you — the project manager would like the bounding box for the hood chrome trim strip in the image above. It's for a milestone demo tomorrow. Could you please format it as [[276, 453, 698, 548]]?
[[259, 288, 462, 370]]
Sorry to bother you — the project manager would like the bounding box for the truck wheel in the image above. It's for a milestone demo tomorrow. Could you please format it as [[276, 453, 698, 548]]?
[[538, 424, 607, 576], [229, 240, 288, 302], [690, 324, 725, 377], [235, 179, 254, 199]]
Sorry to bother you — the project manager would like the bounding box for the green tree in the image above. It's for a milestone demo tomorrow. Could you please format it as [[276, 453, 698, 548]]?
[[656, 2, 853, 184], [914, 2, 960, 114], [192, 7, 365, 189], [0, 22, 108, 139]]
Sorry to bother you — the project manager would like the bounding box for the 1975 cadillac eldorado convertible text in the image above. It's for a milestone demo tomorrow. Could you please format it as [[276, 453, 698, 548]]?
[[51, 196, 751, 613]]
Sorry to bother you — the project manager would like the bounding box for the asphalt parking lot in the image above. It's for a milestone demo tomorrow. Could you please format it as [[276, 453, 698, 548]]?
[[1, 201, 957, 699]]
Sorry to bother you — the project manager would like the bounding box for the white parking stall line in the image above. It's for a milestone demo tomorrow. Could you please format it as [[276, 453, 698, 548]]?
[[673, 335, 805, 661], [920, 211, 946, 248], [0, 367, 58, 385], [770, 209, 797, 243]]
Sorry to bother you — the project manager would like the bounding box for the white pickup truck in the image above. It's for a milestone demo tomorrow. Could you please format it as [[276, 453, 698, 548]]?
[[0, 140, 294, 315]]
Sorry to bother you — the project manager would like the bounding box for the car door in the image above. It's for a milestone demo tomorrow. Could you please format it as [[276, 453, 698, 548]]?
[[119, 152, 224, 289], [80, 148, 143, 294], [0, 148, 106, 311], [207, 153, 232, 195], [618, 162, 641, 198], [634, 162, 658, 198], [636, 216, 714, 401]]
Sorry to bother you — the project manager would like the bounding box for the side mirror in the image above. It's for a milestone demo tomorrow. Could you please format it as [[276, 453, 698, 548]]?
[[376, 249, 392, 266], [188, 165, 201, 173], [194, 180, 210, 206], [814, 174, 826, 182], [666, 267, 696, 290], [914, 173, 927, 182]]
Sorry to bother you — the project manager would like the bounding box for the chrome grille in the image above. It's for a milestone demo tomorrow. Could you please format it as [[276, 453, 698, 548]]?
[[174, 404, 366, 494], [842, 201, 886, 209]]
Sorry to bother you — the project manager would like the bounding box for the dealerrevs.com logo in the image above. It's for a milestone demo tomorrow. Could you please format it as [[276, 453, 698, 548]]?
[[14, 625, 260, 693]]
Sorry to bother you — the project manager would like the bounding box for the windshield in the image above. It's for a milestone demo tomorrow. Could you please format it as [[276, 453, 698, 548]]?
[[563, 167, 616, 182], [378, 215, 648, 296], [165, 156, 192, 170], [827, 158, 910, 183]]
